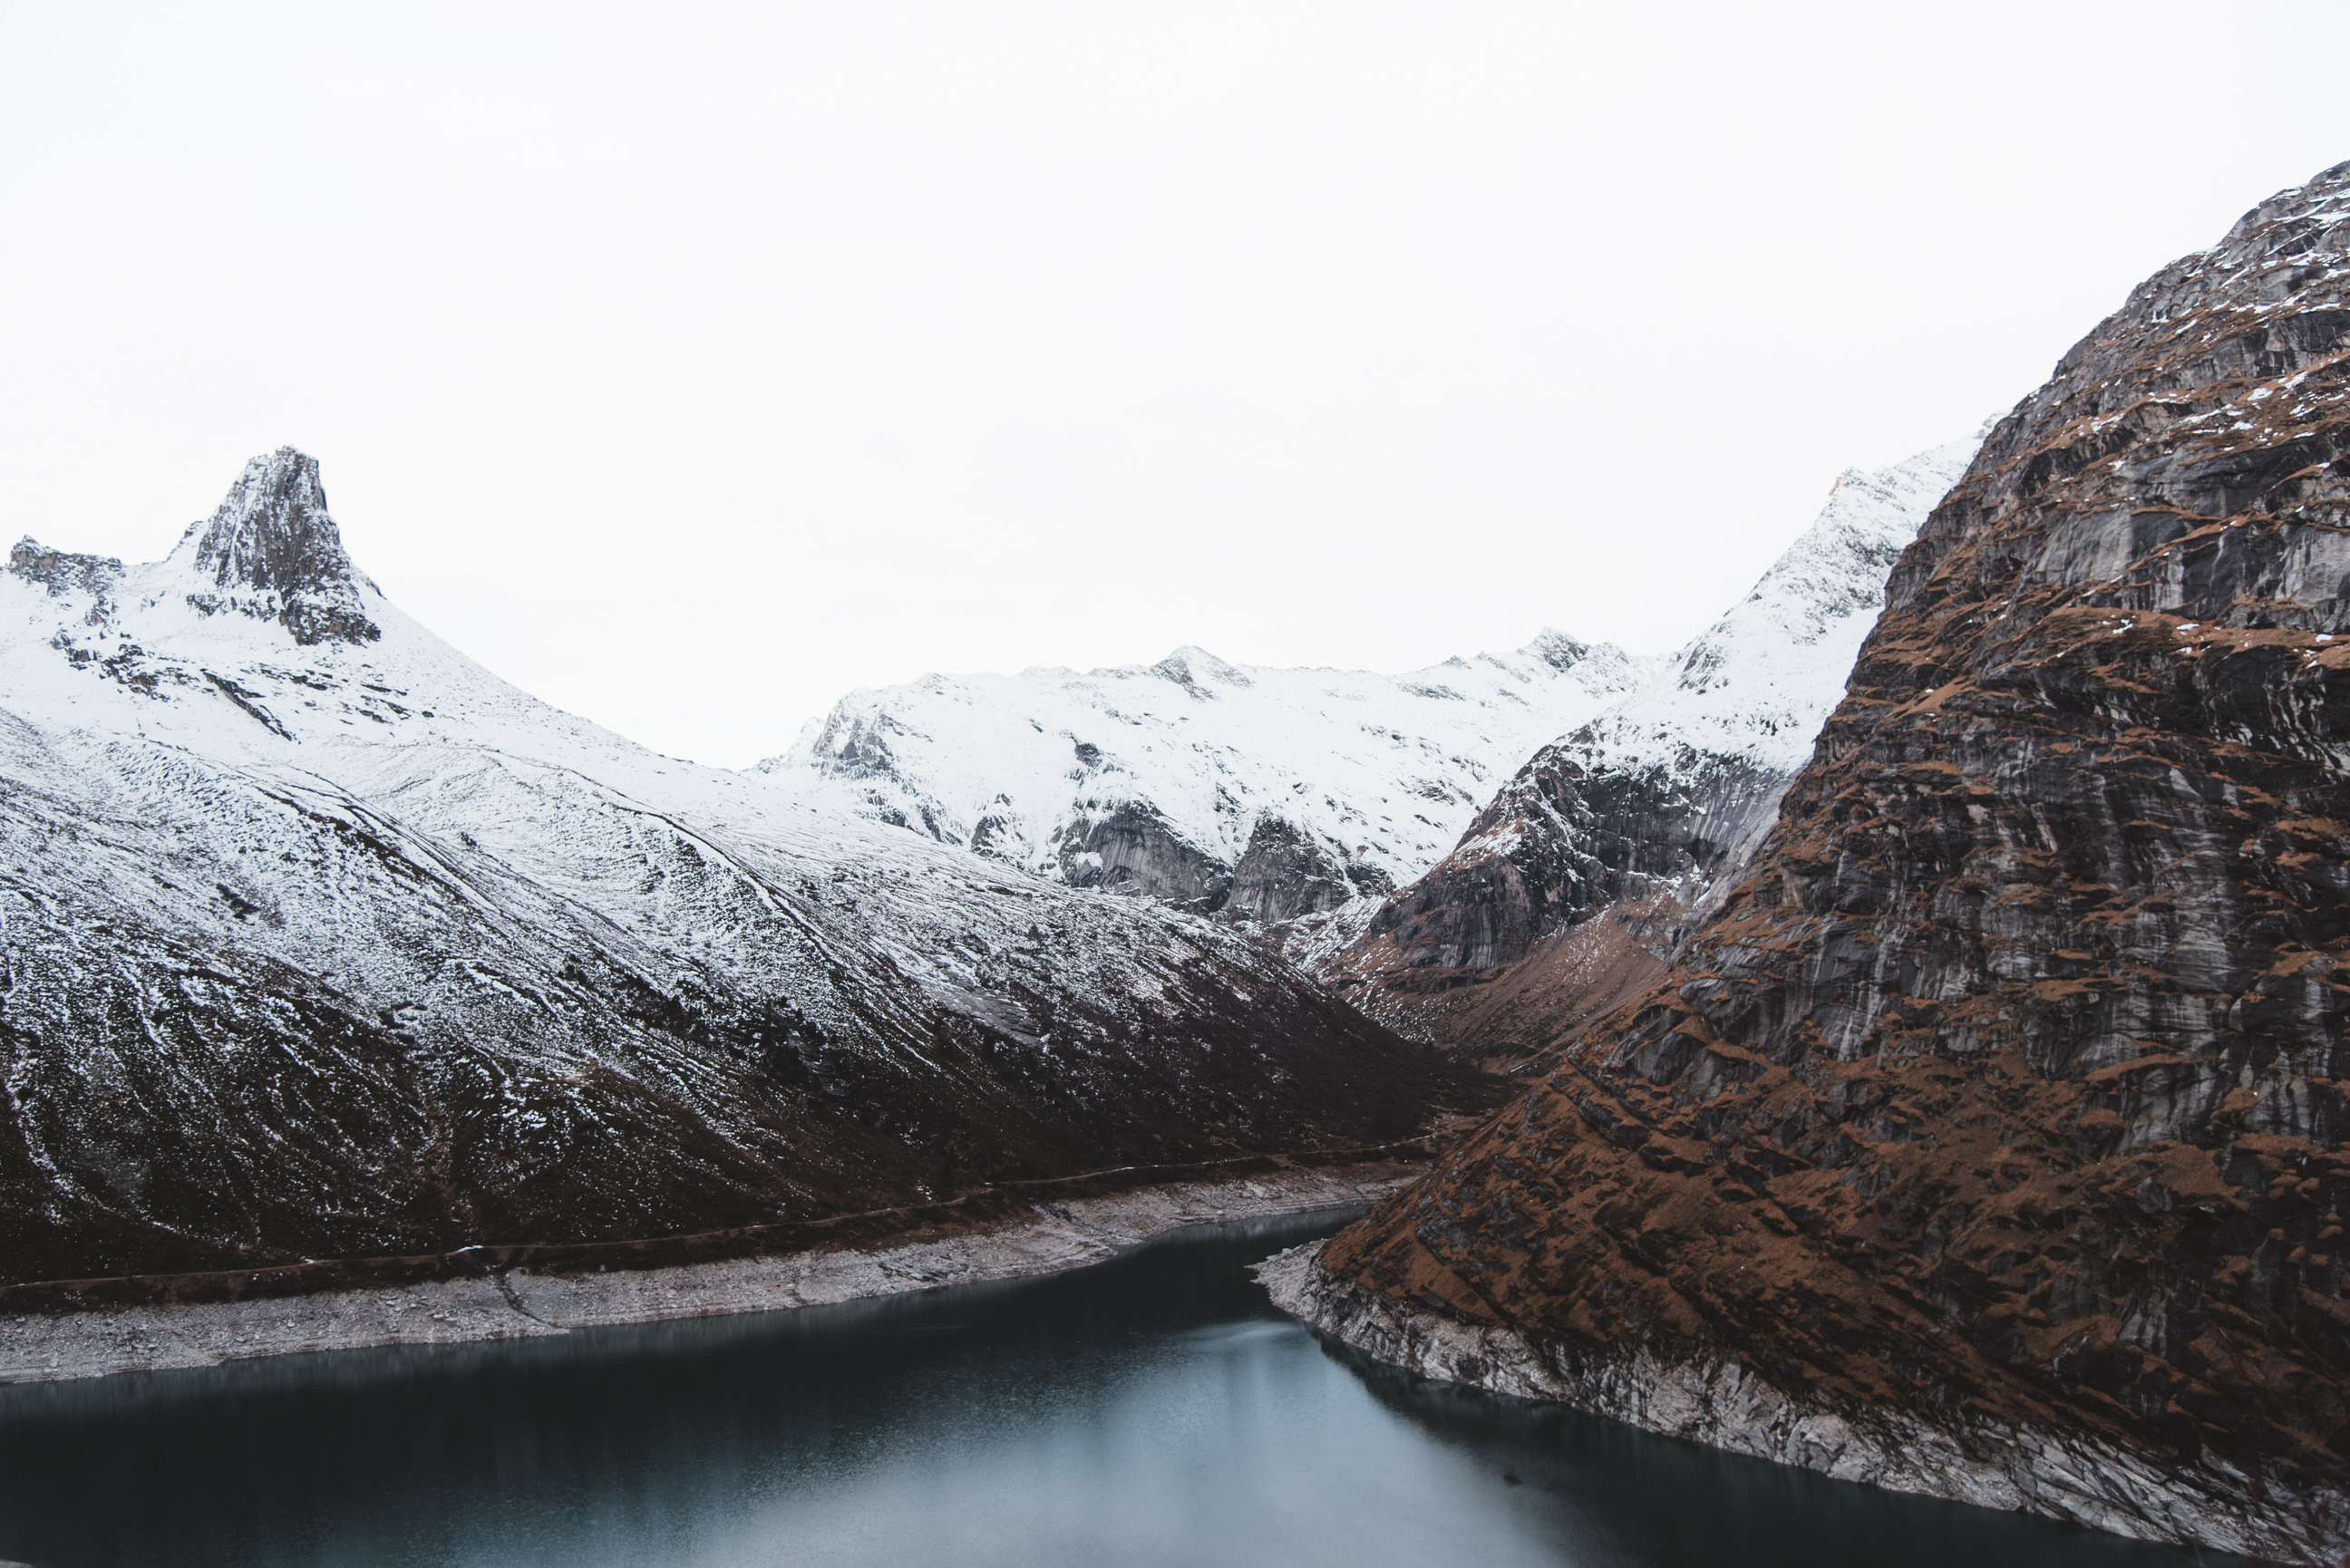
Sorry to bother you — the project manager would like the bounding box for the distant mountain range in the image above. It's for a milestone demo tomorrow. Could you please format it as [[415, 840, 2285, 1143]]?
[[763, 631, 1657, 918], [760, 436, 1981, 1039]]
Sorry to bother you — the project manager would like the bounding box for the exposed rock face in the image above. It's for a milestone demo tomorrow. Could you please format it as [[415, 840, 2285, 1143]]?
[[1260, 1244, 2296, 1560], [1365, 752, 1787, 973], [171, 447, 380, 645], [0, 452, 1483, 1292], [1223, 816, 1371, 924], [8, 539, 123, 605], [1296, 163, 2350, 1562], [1055, 800, 1234, 909], [1341, 440, 1976, 1047]]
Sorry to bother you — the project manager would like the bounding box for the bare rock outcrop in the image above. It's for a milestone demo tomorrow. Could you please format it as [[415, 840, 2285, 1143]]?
[[1223, 816, 1390, 924], [1054, 799, 1236, 910], [171, 446, 381, 645], [7, 539, 123, 605]]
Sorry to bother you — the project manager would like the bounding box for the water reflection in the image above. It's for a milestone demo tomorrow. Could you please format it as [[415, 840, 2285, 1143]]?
[[0, 1210, 2229, 1567]]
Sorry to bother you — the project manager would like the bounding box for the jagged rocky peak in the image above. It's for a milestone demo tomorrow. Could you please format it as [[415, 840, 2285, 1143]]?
[[170, 446, 380, 645], [1520, 627, 1603, 673], [1150, 644, 1253, 692]]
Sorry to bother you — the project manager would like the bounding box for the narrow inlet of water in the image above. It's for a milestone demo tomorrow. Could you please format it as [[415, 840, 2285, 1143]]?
[[0, 1208, 2231, 1567]]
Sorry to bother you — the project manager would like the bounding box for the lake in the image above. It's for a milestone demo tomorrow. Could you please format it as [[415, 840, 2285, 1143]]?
[[0, 1209, 2229, 1566]]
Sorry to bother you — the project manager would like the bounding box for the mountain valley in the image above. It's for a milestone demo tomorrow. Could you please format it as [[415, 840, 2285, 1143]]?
[[5, 152, 2350, 1568]]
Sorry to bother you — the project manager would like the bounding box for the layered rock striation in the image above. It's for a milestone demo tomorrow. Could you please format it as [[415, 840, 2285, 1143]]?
[[1287, 162, 2350, 1563]]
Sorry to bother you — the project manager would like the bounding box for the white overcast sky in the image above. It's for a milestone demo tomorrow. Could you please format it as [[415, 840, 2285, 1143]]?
[[4, 4, 2347, 768]]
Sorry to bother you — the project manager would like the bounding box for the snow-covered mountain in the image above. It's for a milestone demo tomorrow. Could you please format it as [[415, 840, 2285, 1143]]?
[[1327, 435, 1981, 1043], [0, 450, 1469, 1286], [762, 635, 1657, 921]]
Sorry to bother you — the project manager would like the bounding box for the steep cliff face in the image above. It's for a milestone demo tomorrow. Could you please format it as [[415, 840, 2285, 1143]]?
[[0, 454, 1481, 1292], [1289, 163, 2350, 1563], [1052, 800, 1235, 909], [1225, 816, 1391, 924], [1339, 440, 1976, 1049], [762, 633, 1656, 918]]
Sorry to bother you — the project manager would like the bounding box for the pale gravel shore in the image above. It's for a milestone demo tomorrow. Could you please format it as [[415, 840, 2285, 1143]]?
[[0, 1166, 1411, 1387], [1256, 1242, 2344, 1567]]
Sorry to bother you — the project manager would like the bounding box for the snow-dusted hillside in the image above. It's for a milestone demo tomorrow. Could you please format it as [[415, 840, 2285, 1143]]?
[[1491, 434, 1986, 877], [0, 450, 1466, 1285], [1328, 435, 1980, 1040], [763, 634, 1656, 920]]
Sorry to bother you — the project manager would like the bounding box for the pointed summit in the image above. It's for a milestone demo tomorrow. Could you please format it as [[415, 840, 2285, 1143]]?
[[174, 448, 379, 645], [1520, 627, 1596, 673], [1149, 645, 1252, 691]]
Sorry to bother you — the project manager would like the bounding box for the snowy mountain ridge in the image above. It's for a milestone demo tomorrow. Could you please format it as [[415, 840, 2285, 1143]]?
[[0, 450, 1463, 1286], [762, 627, 1660, 919], [1453, 436, 1984, 876], [1326, 434, 1982, 1043]]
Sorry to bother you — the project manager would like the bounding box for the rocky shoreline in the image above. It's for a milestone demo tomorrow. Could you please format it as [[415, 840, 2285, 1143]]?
[[1257, 1244, 2344, 1566], [0, 1162, 1414, 1387]]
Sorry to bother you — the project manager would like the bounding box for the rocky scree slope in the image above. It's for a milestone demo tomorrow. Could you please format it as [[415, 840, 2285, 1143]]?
[[0, 450, 1478, 1291], [762, 633, 1655, 919], [1282, 162, 2350, 1563], [1326, 439, 1977, 1051]]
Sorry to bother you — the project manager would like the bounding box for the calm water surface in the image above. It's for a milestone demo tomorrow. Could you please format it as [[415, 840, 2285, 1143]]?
[[0, 1210, 2232, 1567]]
